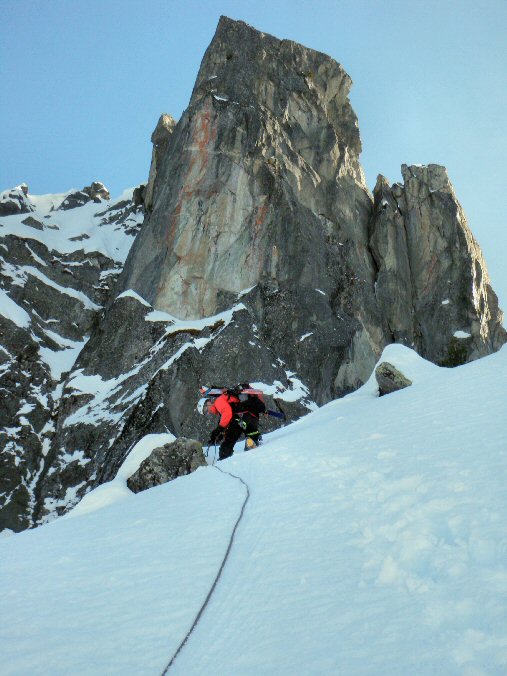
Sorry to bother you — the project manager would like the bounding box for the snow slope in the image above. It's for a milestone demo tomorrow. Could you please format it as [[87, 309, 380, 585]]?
[[1, 344, 506, 675]]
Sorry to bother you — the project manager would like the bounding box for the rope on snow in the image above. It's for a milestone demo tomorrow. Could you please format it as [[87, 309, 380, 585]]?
[[160, 464, 250, 674]]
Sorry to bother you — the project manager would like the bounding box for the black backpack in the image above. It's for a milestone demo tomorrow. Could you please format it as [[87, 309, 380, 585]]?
[[237, 392, 266, 415]]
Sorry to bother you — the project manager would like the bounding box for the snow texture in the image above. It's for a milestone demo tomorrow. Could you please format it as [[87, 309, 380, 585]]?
[[1, 344, 507, 675]]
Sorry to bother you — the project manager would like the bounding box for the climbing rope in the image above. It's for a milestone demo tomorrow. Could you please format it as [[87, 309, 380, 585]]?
[[160, 465, 250, 674]]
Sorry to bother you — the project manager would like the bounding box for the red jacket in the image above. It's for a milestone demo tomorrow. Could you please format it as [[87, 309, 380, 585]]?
[[208, 393, 239, 429]]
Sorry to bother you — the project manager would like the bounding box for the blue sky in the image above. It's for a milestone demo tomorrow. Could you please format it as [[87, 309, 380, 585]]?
[[2, 0, 506, 307]]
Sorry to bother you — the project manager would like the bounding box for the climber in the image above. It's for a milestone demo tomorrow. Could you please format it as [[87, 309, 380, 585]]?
[[198, 386, 266, 460]]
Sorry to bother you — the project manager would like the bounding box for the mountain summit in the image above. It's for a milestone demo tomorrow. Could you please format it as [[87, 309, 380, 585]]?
[[120, 16, 368, 320]]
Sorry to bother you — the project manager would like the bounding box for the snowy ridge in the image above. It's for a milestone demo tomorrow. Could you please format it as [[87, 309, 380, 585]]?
[[2, 344, 506, 674]]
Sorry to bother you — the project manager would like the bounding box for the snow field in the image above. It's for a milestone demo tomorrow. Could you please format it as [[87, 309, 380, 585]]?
[[1, 344, 506, 675], [0, 468, 247, 675]]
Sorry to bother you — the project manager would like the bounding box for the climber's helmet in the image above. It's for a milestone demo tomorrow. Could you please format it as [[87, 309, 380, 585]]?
[[197, 397, 212, 415]]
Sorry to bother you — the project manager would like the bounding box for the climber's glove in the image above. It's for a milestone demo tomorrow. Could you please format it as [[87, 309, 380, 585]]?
[[208, 427, 223, 445]]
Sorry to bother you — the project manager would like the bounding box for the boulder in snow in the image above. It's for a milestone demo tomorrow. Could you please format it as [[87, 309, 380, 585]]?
[[21, 216, 44, 230], [126, 437, 206, 493], [375, 362, 412, 396]]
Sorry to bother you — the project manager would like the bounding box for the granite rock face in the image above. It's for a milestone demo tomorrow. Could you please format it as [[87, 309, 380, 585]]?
[[126, 438, 206, 493], [119, 16, 384, 399], [369, 165, 505, 365], [144, 114, 177, 213]]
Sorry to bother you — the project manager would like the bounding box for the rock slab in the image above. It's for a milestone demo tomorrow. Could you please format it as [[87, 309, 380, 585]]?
[[126, 438, 206, 493], [375, 362, 412, 396]]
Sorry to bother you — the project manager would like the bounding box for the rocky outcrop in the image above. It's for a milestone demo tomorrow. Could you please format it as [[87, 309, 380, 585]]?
[[58, 182, 110, 210], [126, 438, 206, 493], [369, 165, 506, 365], [37, 292, 307, 523], [144, 114, 177, 212], [0, 184, 33, 216], [375, 362, 412, 396], [21, 216, 44, 230]]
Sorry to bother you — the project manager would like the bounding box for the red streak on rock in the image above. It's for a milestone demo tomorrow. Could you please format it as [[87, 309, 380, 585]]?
[[165, 100, 218, 251], [255, 201, 269, 228]]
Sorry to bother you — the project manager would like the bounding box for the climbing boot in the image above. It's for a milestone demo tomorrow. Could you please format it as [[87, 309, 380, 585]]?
[[244, 437, 258, 451]]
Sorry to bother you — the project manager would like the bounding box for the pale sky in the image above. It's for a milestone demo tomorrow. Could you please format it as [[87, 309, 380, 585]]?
[[1, 0, 506, 309]]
